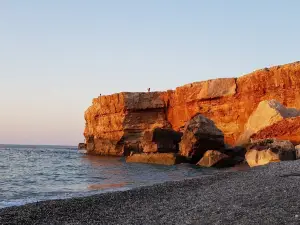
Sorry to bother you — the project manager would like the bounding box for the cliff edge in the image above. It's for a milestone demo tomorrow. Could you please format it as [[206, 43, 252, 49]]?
[[84, 61, 300, 155]]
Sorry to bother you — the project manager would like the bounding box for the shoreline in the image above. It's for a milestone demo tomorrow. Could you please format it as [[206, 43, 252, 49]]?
[[1, 161, 300, 224]]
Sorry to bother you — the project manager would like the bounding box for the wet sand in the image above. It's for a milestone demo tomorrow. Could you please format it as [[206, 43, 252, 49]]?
[[1, 161, 300, 225]]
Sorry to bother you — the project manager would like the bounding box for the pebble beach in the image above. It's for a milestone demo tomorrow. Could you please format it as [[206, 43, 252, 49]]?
[[1, 161, 300, 225]]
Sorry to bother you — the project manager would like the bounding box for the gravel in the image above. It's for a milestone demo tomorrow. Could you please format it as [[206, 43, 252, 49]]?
[[1, 161, 300, 225]]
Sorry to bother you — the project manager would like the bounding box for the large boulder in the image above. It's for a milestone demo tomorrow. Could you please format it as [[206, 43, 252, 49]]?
[[197, 150, 234, 168], [179, 114, 225, 162], [250, 117, 300, 145], [237, 100, 300, 145], [245, 139, 296, 167], [126, 153, 187, 165]]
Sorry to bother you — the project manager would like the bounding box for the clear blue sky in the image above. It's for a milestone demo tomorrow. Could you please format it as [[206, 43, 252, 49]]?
[[1, 0, 299, 145]]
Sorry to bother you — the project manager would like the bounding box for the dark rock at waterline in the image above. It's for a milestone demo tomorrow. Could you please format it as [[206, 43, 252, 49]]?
[[78, 143, 86, 150]]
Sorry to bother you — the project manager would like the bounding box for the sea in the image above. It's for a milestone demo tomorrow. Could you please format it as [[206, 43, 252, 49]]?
[[0, 144, 221, 209]]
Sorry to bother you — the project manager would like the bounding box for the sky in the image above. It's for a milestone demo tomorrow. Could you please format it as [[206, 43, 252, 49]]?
[[0, 0, 300, 145]]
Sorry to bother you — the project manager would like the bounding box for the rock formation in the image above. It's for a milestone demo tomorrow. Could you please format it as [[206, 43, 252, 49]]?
[[78, 143, 86, 150], [84, 61, 300, 155], [179, 114, 224, 162], [245, 139, 296, 167], [84, 92, 171, 155], [237, 100, 300, 145], [251, 117, 300, 145]]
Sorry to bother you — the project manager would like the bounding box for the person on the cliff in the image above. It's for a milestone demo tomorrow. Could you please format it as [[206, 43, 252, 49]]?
[[147, 88, 150, 92]]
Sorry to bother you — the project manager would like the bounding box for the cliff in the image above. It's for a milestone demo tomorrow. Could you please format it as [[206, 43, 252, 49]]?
[[84, 61, 300, 155]]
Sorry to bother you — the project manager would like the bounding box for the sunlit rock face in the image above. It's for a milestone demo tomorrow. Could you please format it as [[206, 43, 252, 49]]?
[[84, 92, 171, 156], [237, 100, 300, 145], [84, 62, 300, 155], [250, 117, 300, 145]]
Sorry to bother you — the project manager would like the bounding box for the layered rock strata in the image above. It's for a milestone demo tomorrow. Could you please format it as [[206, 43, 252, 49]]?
[[84, 62, 300, 155]]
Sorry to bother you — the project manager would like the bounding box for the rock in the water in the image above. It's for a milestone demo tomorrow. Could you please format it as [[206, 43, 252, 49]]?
[[197, 150, 234, 168], [245, 139, 296, 167], [251, 117, 300, 145], [179, 114, 224, 162], [237, 100, 300, 145], [140, 128, 182, 153], [78, 143, 86, 150], [126, 153, 186, 165]]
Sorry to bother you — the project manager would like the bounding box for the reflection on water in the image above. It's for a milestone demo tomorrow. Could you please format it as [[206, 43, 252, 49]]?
[[88, 183, 127, 190], [0, 145, 223, 208]]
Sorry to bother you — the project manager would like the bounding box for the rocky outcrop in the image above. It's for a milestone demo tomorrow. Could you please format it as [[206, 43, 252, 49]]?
[[179, 114, 224, 162], [237, 100, 300, 145], [197, 150, 233, 168], [78, 143, 86, 150], [84, 92, 171, 155], [84, 61, 300, 155], [126, 153, 186, 165], [251, 117, 300, 145], [245, 139, 296, 167]]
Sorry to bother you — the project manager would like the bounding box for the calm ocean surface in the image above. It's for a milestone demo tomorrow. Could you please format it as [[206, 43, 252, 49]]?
[[0, 144, 221, 209]]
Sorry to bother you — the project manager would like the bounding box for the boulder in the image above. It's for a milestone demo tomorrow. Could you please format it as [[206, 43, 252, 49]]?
[[237, 100, 300, 145], [245, 139, 296, 167], [179, 114, 225, 162], [140, 128, 182, 153], [250, 117, 300, 145], [197, 150, 234, 168], [126, 153, 187, 165]]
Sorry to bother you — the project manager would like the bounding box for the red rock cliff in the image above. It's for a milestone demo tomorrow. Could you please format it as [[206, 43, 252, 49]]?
[[84, 61, 300, 154]]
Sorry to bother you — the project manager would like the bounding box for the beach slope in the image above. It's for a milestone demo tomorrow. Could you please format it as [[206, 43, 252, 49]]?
[[1, 161, 300, 225]]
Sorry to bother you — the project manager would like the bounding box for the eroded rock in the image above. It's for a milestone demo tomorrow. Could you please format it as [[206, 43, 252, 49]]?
[[140, 128, 182, 153]]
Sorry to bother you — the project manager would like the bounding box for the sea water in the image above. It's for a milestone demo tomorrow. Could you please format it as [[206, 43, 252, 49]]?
[[0, 144, 218, 208]]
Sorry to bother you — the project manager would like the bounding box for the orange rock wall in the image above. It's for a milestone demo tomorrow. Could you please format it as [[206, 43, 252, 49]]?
[[84, 62, 300, 151]]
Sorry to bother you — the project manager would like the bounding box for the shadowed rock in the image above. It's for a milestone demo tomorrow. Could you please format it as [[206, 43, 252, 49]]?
[[179, 114, 224, 163]]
